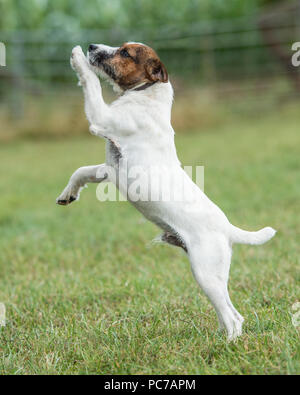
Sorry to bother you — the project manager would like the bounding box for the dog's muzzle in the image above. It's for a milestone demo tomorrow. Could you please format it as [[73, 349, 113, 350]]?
[[88, 44, 116, 64], [88, 44, 104, 65]]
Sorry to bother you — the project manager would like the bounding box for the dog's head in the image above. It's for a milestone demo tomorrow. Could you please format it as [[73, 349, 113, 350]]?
[[87, 42, 168, 91]]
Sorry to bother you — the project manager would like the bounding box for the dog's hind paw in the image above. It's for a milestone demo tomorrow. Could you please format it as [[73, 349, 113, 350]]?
[[226, 319, 243, 342]]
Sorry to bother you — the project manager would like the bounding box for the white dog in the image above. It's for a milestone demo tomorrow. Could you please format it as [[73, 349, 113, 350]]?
[[57, 43, 276, 340]]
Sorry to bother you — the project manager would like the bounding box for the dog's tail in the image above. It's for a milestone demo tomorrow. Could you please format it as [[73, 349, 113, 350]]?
[[229, 225, 276, 245]]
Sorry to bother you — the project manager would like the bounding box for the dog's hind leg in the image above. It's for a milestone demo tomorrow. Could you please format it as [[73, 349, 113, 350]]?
[[56, 163, 108, 205], [224, 288, 244, 325], [188, 234, 243, 341], [214, 242, 245, 326]]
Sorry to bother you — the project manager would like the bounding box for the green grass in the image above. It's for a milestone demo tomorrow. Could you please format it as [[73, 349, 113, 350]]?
[[0, 104, 299, 375]]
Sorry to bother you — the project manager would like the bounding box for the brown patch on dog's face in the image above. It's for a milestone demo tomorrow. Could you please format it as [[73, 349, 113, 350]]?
[[88, 42, 168, 90]]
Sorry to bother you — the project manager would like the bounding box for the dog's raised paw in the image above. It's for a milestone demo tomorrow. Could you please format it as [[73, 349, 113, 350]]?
[[70, 46, 88, 70], [56, 199, 68, 206], [56, 195, 77, 206]]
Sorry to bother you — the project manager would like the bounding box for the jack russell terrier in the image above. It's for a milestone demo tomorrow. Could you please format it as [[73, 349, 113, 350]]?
[[56, 42, 276, 341]]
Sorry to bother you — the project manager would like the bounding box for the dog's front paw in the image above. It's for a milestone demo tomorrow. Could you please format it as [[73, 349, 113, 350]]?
[[70, 45, 88, 73], [56, 184, 80, 206], [56, 195, 77, 206]]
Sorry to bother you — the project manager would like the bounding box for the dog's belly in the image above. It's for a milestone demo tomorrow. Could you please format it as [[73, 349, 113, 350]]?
[[128, 177, 230, 243], [106, 143, 230, 242]]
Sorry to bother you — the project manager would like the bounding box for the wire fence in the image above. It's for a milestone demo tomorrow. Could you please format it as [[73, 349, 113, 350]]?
[[0, 1, 300, 119]]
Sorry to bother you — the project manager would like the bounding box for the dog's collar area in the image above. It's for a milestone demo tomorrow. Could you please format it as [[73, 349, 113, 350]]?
[[132, 81, 158, 91], [120, 81, 158, 95]]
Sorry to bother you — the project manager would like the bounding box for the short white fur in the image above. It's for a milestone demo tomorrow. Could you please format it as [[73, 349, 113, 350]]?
[[57, 45, 276, 341]]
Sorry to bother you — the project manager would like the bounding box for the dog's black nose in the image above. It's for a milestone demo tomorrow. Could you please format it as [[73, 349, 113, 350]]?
[[88, 44, 97, 52]]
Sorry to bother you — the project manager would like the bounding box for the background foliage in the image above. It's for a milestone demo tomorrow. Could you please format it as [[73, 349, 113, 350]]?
[[0, 0, 282, 32]]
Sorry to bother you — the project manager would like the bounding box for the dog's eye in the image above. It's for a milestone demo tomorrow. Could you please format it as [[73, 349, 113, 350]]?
[[120, 49, 130, 58]]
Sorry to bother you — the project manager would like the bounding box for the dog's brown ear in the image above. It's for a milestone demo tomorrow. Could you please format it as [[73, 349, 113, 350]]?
[[145, 58, 168, 83]]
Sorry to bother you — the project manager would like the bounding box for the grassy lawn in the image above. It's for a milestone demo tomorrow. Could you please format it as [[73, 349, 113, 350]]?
[[0, 104, 299, 375]]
